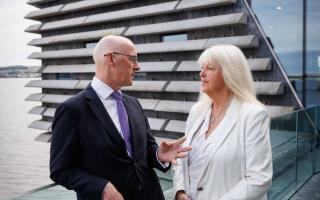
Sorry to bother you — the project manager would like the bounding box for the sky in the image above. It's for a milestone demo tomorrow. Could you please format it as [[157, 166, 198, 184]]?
[[0, 1, 40, 67]]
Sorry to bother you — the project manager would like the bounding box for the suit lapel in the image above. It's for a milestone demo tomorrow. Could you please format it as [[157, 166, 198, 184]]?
[[198, 97, 241, 180], [85, 85, 126, 149]]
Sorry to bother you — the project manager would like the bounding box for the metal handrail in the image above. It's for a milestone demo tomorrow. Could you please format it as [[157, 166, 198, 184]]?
[[272, 103, 320, 139], [11, 183, 57, 200]]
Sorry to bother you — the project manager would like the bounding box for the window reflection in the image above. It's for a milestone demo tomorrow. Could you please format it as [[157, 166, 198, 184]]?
[[252, 0, 303, 76], [307, 0, 320, 75], [57, 73, 72, 80], [85, 42, 97, 48], [252, 0, 320, 106]]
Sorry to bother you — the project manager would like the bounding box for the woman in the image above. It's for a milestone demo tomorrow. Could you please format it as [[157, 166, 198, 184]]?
[[172, 45, 272, 200]]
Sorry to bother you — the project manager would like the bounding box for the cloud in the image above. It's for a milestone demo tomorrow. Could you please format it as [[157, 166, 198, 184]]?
[[0, 0, 40, 67]]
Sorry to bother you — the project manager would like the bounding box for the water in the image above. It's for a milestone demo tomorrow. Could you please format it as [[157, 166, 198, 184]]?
[[0, 78, 52, 200]]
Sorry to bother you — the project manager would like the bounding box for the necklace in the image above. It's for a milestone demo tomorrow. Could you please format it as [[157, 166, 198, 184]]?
[[210, 96, 232, 124]]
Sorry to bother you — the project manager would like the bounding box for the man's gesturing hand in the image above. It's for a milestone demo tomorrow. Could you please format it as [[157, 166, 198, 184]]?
[[158, 136, 192, 165]]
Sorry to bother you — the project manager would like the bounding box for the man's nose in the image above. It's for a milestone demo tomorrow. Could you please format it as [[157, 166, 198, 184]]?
[[134, 63, 140, 71]]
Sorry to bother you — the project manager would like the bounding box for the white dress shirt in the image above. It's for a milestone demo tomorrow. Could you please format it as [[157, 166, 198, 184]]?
[[91, 77, 168, 167], [91, 76, 124, 138]]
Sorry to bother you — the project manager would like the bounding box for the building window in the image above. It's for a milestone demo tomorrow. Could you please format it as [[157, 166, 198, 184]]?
[[306, 0, 320, 76], [252, 0, 303, 76], [85, 42, 97, 48], [57, 73, 72, 80], [162, 33, 187, 42], [134, 73, 147, 80]]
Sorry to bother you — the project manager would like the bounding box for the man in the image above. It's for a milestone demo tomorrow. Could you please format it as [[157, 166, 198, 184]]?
[[50, 35, 191, 200]]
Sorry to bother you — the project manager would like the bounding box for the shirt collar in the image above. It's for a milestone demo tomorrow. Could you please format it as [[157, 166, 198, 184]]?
[[91, 76, 121, 99]]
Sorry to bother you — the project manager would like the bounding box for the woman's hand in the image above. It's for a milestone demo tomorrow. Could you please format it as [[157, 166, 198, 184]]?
[[175, 190, 190, 200]]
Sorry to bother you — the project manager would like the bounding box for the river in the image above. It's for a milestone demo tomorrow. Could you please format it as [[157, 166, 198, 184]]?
[[0, 78, 52, 200]]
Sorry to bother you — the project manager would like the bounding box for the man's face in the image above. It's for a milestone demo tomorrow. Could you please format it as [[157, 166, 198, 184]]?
[[112, 45, 140, 88]]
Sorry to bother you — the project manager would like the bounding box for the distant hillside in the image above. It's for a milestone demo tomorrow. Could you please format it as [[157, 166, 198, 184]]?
[[0, 65, 28, 70], [0, 65, 40, 78]]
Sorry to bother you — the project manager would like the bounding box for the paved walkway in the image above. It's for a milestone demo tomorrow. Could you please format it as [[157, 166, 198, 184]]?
[[290, 173, 320, 200]]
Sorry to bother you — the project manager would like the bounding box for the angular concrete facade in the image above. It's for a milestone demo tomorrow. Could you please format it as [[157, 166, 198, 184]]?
[[25, 0, 302, 142]]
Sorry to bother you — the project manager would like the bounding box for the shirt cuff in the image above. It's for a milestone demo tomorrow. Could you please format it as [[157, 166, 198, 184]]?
[[156, 148, 170, 168]]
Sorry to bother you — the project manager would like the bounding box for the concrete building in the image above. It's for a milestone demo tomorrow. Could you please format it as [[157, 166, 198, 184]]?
[[25, 0, 302, 141]]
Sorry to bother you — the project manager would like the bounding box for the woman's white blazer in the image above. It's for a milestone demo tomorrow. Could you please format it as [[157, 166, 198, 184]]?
[[172, 97, 273, 200]]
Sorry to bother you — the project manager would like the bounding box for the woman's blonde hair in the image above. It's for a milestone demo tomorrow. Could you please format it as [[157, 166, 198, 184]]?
[[196, 45, 262, 107]]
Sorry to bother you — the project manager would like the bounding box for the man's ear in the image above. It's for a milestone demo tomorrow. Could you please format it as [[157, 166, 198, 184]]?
[[104, 52, 115, 66]]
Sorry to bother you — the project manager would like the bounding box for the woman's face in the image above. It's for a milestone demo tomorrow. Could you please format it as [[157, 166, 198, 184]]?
[[199, 60, 226, 96]]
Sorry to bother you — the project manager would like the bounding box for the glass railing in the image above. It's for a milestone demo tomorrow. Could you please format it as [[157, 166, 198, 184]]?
[[268, 104, 320, 200], [11, 171, 173, 200], [11, 105, 320, 200]]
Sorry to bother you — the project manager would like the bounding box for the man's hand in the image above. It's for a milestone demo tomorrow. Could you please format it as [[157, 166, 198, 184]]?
[[175, 190, 191, 200], [158, 136, 192, 164], [102, 182, 124, 200]]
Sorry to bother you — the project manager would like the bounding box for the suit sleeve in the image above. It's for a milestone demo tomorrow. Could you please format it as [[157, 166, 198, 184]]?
[[220, 109, 273, 200], [50, 102, 108, 200], [134, 98, 170, 172]]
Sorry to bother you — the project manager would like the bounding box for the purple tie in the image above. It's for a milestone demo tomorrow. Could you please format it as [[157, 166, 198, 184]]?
[[112, 91, 133, 157]]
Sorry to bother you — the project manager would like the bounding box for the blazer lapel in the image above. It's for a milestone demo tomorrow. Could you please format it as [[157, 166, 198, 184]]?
[[198, 97, 241, 180], [185, 103, 211, 147], [84, 85, 126, 148], [183, 101, 211, 193]]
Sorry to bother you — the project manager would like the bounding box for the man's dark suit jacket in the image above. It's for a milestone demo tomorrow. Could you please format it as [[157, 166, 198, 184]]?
[[50, 85, 169, 200]]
